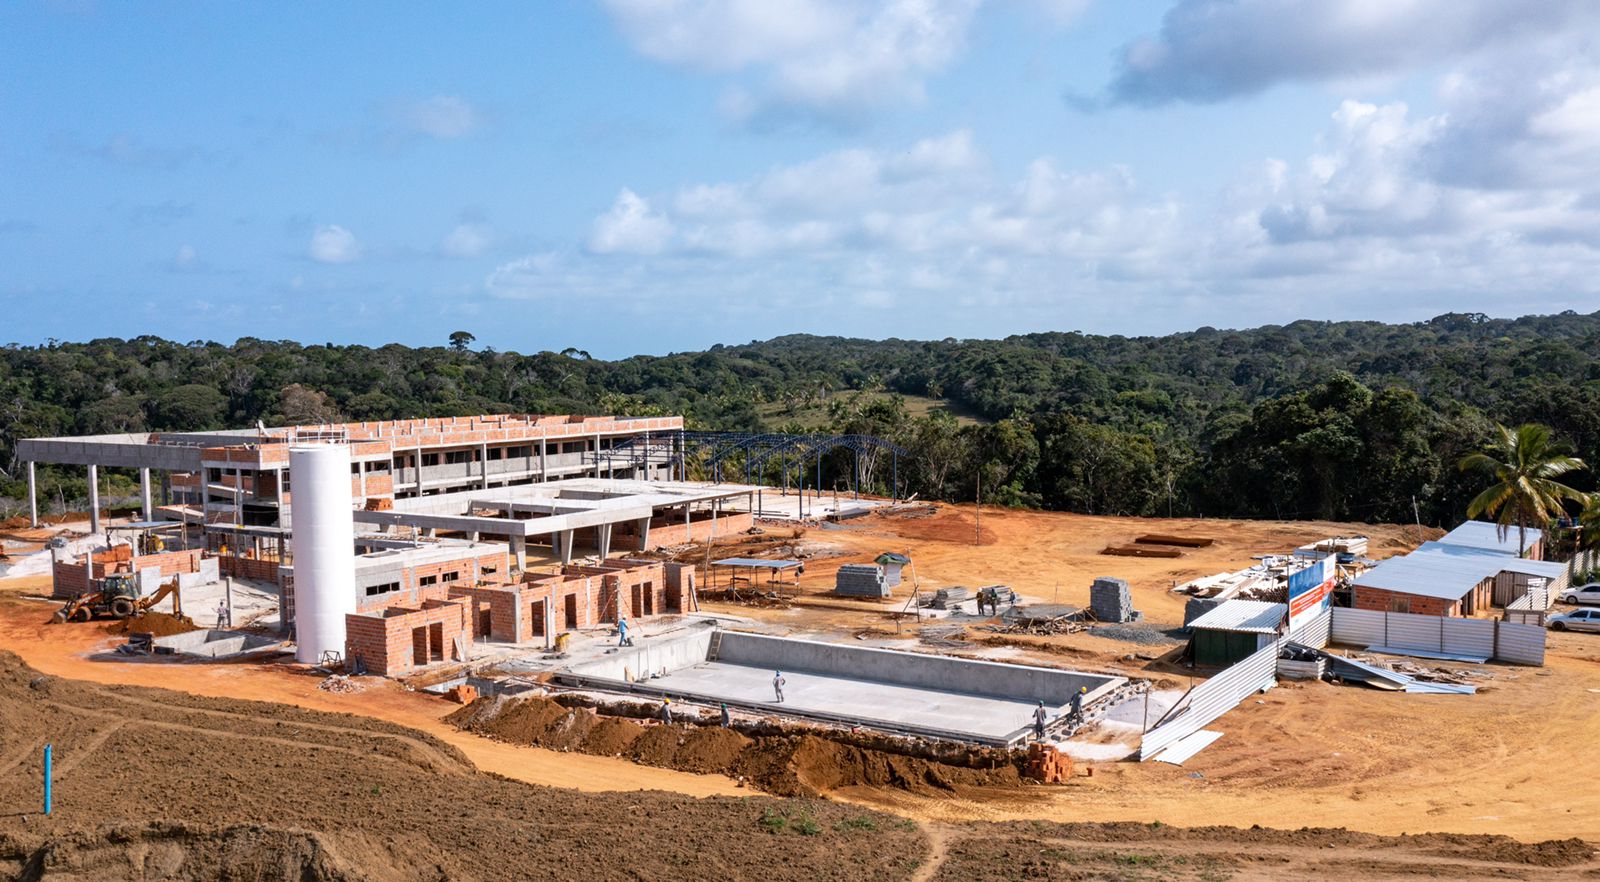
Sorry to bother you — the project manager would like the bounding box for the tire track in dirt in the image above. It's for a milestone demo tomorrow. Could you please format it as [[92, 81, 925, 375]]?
[[46, 700, 460, 775], [910, 821, 950, 882], [48, 719, 126, 777], [88, 688, 472, 775]]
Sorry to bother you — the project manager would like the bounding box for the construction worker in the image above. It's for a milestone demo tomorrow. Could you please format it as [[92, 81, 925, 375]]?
[[216, 600, 229, 629], [720, 702, 731, 728], [617, 617, 633, 647], [659, 697, 673, 725], [1069, 686, 1087, 726], [773, 670, 786, 703], [1033, 700, 1049, 742]]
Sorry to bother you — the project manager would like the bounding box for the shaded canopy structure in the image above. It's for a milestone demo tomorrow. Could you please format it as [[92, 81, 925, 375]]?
[[589, 431, 909, 507]]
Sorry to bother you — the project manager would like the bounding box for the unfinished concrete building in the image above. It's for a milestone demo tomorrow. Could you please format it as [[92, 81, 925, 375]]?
[[353, 478, 757, 567], [16, 414, 683, 537]]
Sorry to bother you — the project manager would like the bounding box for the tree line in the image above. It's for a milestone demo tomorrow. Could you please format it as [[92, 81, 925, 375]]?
[[3, 308, 1599, 526]]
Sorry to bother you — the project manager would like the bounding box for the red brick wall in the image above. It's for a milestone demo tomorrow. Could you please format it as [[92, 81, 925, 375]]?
[[1352, 585, 1461, 617], [614, 511, 754, 549], [52, 547, 204, 598], [448, 584, 521, 641], [220, 556, 281, 583], [344, 598, 471, 677]]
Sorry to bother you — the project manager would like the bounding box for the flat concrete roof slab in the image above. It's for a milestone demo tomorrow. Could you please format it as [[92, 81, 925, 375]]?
[[642, 660, 1046, 743]]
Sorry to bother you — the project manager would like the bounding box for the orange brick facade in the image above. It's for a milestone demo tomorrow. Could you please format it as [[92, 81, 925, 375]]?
[[445, 559, 679, 645], [615, 510, 754, 549], [344, 598, 471, 677], [51, 547, 205, 598], [1351, 579, 1495, 618]]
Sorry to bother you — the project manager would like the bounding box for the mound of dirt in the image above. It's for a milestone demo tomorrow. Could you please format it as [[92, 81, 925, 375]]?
[[105, 611, 198, 637], [0, 651, 924, 882], [450, 695, 1026, 798]]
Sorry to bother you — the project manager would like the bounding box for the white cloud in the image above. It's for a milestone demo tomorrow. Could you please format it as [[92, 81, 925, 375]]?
[[174, 244, 198, 269], [488, 89, 1600, 333], [309, 225, 361, 263], [1107, 0, 1597, 105], [441, 223, 491, 258], [588, 189, 674, 254], [395, 96, 484, 140], [601, 0, 991, 124]]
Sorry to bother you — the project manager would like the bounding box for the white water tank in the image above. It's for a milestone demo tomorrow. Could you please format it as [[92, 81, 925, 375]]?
[[289, 444, 357, 664]]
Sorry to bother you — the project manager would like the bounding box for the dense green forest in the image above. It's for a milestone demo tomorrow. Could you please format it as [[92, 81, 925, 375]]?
[[4, 310, 1599, 527]]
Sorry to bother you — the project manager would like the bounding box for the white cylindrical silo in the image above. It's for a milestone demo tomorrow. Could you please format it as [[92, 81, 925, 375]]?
[[289, 443, 357, 664]]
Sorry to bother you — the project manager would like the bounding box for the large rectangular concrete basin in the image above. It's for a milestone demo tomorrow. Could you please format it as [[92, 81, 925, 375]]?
[[561, 629, 1125, 746]]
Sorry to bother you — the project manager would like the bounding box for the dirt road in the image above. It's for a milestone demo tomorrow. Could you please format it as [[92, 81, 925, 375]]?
[[0, 650, 1590, 881]]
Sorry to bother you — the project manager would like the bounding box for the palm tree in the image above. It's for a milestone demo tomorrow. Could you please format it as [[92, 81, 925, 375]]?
[[1458, 423, 1587, 557], [1571, 492, 1600, 580]]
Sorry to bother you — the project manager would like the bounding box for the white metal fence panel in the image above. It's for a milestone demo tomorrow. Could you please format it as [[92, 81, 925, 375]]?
[[1496, 621, 1547, 666], [1441, 618, 1495, 658], [1384, 613, 1446, 651], [1140, 639, 1278, 760], [1330, 607, 1386, 646], [1329, 607, 1546, 665], [1292, 609, 1331, 649]]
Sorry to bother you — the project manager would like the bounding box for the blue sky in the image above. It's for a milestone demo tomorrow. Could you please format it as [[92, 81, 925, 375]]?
[[3, 1, 1598, 357]]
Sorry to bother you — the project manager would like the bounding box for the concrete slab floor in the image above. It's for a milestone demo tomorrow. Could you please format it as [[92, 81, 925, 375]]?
[[640, 659, 1046, 742]]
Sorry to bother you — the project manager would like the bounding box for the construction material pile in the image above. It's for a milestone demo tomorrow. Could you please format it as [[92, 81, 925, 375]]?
[[994, 604, 1086, 635], [925, 586, 972, 609], [317, 674, 364, 694], [1089, 577, 1140, 623], [833, 563, 889, 598]]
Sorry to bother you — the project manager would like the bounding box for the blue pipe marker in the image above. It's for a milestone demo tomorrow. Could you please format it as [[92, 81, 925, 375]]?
[[43, 744, 51, 816]]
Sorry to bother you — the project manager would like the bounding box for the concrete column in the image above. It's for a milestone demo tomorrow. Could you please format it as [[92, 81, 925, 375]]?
[[479, 442, 489, 489], [233, 468, 243, 524], [139, 468, 153, 521], [558, 529, 574, 565], [545, 600, 556, 650], [87, 464, 101, 535], [470, 531, 480, 542], [636, 516, 651, 551], [598, 524, 612, 561], [510, 535, 527, 571], [710, 497, 718, 541], [415, 446, 424, 495], [539, 437, 547, 482], [358, 460, 366, 498], [27, 461, 37, 528], [593, 433, 602, 479]]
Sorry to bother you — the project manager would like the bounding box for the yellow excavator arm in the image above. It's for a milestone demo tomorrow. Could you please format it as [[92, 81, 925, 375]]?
[[137, 578, 182, 616]]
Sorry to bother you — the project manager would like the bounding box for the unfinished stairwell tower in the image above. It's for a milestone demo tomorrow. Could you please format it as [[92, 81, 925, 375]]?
[[290, 442, 357, 664]]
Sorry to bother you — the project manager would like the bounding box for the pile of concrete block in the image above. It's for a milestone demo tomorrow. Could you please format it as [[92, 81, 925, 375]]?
[[928, 586, 972, 609], [835, 564, 889, 598], [1089, 577, 1139, 623], [1183, 596, 1224, 627]]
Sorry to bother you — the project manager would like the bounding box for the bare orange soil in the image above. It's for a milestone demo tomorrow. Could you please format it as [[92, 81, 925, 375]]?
[[5, 503, 1598, 846]]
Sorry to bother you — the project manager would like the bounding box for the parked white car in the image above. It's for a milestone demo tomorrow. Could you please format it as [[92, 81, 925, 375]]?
[[1549, 609, 1600, 633], [1559, 583, 1600, 605]]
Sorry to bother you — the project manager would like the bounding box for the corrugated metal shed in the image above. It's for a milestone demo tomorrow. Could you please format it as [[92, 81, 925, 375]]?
[[1437, 520, 1543, 557], [1354, 543, 1567, 601], [1187, 599, 1285, 634], [1351, 554, 1490, 600], [1409, 541, 1565, 579]]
